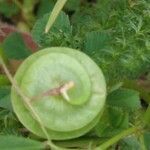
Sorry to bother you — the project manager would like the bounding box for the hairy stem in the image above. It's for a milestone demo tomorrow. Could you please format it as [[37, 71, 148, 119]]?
[[95, 127, 139, 150]]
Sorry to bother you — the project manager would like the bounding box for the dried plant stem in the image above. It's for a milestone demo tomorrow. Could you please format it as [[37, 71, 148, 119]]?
[[45, 0, 68, 33], [0, 58, 62, 150], [32, 81, 74, 102]]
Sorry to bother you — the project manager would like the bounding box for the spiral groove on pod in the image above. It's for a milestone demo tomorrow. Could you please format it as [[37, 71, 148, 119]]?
[[11, 47, 106, 140]]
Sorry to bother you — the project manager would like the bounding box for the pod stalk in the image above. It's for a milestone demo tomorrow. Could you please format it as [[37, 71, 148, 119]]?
[[60, 81, 75, 101], [32, 81, 75, 102]]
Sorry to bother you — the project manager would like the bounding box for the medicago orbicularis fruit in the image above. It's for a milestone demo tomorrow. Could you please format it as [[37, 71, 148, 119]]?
[[11, 47, 106, 140]]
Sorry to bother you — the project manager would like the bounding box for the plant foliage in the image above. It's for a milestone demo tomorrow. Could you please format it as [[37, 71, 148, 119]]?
[[0, 0, 150, 149]]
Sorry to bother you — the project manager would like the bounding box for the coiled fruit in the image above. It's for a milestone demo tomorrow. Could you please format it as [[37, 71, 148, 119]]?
[[11, 47, 106, 140]]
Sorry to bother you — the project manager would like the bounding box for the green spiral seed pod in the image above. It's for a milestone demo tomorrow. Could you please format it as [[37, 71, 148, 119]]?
[[11, 47, 106, 140]]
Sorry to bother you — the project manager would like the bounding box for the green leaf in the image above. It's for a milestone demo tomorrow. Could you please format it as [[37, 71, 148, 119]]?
[[144, 132, 150, 150], [0, 112, 20, 136], [78, 1, 150, 82], [2, 32, 31, 59], [119, 136, 141, 150], [94, 109, 110, 137], [108, 106, 129, 128], [0, 1, 19, 17], [0, 75, 10, 87], [37, 0, 55, 18], [0, 135, 45, 150], [32, 11, 72, 47], [0, 44, 8, 64], [95, 107, 129, 137], [83, 31, 114, 81], [84, 31, 111, 52], [0, 86, 12, 111], [65, 0, 80, 11], [107, 88, 141, 111]]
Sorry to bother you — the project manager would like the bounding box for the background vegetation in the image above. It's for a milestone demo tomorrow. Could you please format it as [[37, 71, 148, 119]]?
[[0, 0, 150, 149]]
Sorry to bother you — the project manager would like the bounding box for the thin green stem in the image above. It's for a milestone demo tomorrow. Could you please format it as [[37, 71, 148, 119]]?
[[95, 127, 138, 150], [45, 0, 68, 33], [54, 137, 106, 149]]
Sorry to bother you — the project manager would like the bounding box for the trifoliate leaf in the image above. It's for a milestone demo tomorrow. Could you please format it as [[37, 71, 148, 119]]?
[[2, 32, 31, 59], [107, 88, 141, 111], [32, 11, 72, 47], [0, 135, 45, 150]]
